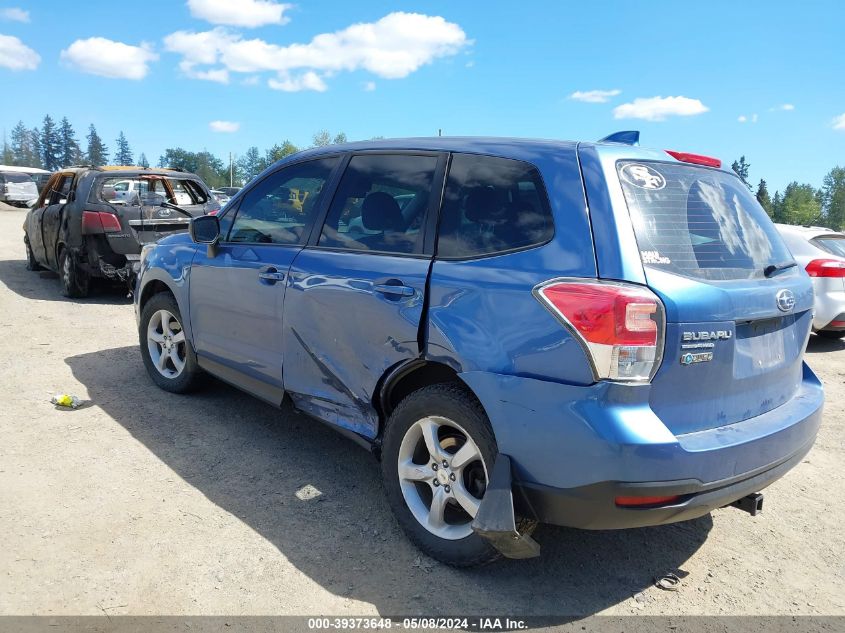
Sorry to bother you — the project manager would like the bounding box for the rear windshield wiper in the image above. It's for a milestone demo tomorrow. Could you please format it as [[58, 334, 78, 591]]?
[[763, 261, 798, 277]]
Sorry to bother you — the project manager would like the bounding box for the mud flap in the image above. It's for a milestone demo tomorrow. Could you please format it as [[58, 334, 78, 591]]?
[[471, 454, 540, 559]]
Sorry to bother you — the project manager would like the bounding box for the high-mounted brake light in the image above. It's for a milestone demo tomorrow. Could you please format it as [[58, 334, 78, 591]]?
[[665, 150, 722, 168], [534, 281, 665, 381], [805, 258, 845, 278], [82, 211, 121, 234]]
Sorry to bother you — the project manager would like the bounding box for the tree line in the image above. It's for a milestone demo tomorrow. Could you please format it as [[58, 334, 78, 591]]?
[[732, 156, 844, 230], [2, 114, 348, 189]]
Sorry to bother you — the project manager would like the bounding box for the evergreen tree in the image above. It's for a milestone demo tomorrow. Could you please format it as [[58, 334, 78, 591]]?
[[332, 132, 348, 144], [41, 115, 61, 171], [2, 136, 12, 164], [29, 127, 43, 168], [114, 131, 133, 165], [59, 117, 81, 167], [311, 130, 331, 147], [237, 146, 264, 182], [756, 179, 773, 217], [138, 152, 149, 168], [731, 156, 752, 189], [10, 121, 29, 165], [772, 191, 783, 223], [86, 124, 109, 166], [265, 140, 298, 164], [780, 182, 822, 226], [820, 166, 845, 231]]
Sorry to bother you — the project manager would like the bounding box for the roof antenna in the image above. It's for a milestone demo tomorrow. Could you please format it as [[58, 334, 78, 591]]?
[[598, 131, 640, 146]]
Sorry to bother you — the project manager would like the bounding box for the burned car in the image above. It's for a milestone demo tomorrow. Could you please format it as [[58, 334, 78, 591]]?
[[23, 166, 218, 297]]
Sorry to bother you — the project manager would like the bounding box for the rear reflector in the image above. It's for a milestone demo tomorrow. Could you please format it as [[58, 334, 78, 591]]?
[[665, 150, 722, 168], [534, 280, 664, 381], [82, 211, 121, 234], [805, 258, 845, 278], [830, 320, 845, 327], [615, 495, 680, 507]]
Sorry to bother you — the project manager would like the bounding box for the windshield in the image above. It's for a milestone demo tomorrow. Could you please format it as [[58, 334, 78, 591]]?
[[90, 176, 209, 206], [811, 235, 845, 258], [617, 160, 793, 281], [2, 172, 35, 184]]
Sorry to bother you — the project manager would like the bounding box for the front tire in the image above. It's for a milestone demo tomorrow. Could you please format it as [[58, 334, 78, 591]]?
[[139, 292, 202, 393], [381, 383, 501, 567], [58, 247, 89, 298]]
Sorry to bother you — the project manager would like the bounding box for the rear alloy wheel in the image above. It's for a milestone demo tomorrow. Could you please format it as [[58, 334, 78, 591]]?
[[24, 235, 42, 271], [58, 247, 89, 298], [139, 292, 202, 393], [381, 383, 503, 567]]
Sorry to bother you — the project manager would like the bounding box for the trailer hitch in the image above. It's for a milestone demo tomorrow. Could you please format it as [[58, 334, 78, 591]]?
[[471, 454, 540, 559], [730, 492, 764, 516]]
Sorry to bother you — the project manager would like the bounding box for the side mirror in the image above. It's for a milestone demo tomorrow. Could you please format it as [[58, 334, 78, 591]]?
[[190, 214, 221, 258]]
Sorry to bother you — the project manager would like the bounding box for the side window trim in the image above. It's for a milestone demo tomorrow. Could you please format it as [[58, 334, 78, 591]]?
[[306, 150, 447, 258], [222, 155, 343, 246]]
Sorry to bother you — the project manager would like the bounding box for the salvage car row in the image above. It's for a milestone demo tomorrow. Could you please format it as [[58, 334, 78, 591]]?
[[19, 135, 845, 567]]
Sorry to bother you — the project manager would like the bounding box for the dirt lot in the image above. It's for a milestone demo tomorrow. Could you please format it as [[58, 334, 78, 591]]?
[[1, 207, 843, 618]]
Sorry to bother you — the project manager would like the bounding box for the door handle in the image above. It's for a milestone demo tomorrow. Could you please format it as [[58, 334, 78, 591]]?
[[373, 283, 414, 297], [258, 269, 286, 283]]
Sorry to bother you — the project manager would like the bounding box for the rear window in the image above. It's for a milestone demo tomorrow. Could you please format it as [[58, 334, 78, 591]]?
[[617, 160, 792, 280], [90, 176, 209, 206], [1, 172, 34, 183], [811, 236, 845, 258]]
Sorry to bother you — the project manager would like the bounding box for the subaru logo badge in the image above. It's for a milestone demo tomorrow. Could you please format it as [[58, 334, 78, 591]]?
[[776, 289, 795, 312]]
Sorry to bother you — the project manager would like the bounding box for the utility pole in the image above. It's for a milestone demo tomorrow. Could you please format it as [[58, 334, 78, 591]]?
[[229, 152, 233, 187]]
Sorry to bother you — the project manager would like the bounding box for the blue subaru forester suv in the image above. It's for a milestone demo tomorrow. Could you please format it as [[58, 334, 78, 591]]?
[[135, 135, 823, 566]]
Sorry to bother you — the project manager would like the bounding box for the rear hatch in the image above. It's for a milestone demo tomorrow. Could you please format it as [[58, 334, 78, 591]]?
[[615, 158, 814, 435], [89, 174, 217, 254]]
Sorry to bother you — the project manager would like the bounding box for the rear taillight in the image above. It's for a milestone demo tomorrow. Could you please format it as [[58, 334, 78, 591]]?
[[534, 280, 664, 382], [665, 150, 722, 168], [805, 259, 845, 278], [82, 211, 121, 234]]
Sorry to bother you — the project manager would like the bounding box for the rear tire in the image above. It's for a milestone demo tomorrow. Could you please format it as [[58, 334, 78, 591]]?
[[58, 247, 89, 298], [381, 383, 503, 567], [24, 235, 42, 271], [139, 292, 202, 393], [817, 330, 845, 340]]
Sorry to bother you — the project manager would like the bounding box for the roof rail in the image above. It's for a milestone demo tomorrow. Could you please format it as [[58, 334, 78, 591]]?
[[597, 131, 640, 146]]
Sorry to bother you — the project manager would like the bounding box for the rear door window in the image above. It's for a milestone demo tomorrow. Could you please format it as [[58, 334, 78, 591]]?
[[617, 161, 793, 280], [811, 236, 845, 258], [318, 154, 439, 255], [91, 176, 209, 206], [436, 153, 554, 259]]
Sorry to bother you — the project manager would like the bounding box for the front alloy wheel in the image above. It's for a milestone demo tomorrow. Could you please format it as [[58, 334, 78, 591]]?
[[147, 309, 187, 379]]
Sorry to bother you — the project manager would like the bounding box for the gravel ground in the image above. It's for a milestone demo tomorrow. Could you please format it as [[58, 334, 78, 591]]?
[[1, 208, 843, 618]]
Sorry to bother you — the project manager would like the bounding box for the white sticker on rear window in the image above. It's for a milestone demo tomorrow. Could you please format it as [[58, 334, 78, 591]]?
[[641, 250, 671, 264], [620, 163, 666, 190]]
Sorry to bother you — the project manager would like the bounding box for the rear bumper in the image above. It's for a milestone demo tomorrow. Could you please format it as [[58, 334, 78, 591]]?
[[460, 363, 823, 529], [515, 434, 814, 529]]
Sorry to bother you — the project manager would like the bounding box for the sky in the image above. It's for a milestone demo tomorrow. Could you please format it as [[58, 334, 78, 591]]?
[[0, 0, 843, 192]]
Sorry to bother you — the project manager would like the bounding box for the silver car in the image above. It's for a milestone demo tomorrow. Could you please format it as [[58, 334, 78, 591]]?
[[776, 223, 845, 339], [0, 171, 39, 207]]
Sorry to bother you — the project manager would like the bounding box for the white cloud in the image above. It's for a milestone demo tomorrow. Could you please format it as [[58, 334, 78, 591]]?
[[363, 80, 376, 91], [164, 12, 469, 90], [268, 71, 327, 92], [209, 120, 240, 133], [60, 37, 158, 79], [569, 89, 621, 103], [187, 0, 292, 28], [770, 103, 794, 111], [0, 34, 39, 70], [0, 7, 29, 22], [737, 115, 747, 123], [833, 113, 845, 131], [613, 95, 709, 121]]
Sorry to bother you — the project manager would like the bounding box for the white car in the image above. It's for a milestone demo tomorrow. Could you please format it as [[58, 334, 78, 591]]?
[[776, 223, 845, 339]]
